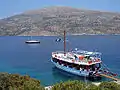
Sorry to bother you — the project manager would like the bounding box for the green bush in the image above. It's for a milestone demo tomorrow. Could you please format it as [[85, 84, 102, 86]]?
[[86, 84, 100, 90], [99, 81, 120, 90], [0, 73, 45, 90], [0, 72, 120, 90], [52, 80, 120, 90], [52, 80, 95, 90]]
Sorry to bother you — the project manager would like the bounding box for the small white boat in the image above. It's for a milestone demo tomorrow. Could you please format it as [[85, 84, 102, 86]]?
[[25, 36, 40, 44], [25, 40, 40, 44]]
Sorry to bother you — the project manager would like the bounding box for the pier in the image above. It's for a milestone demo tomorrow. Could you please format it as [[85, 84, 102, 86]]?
[[99, 73, 120, 85]]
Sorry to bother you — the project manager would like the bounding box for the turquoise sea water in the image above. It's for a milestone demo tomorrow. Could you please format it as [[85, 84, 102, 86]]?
[[0, 35, 120, 86]]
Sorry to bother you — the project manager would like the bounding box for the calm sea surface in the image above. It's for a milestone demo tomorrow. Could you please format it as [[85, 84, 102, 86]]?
[[0, 35, 120, 86]]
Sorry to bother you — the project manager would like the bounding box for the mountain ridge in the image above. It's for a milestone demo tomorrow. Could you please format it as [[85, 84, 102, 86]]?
[[0, 6, 120, 36]]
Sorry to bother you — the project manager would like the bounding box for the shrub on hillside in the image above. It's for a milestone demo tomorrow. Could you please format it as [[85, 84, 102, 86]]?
[[52, 80, 120, 90], [99, 81, 120, 90], [52, 80, 98, 90], [0, 73, 45, 90]]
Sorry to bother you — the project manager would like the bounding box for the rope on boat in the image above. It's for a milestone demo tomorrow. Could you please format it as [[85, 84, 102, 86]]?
[[101, 62, 119, 78], [101, 62, 111, 71]]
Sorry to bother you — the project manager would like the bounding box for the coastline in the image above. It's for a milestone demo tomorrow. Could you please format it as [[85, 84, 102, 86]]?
[[17, 33, 120, 36]]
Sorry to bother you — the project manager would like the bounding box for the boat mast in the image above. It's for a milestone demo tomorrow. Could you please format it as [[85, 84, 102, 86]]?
[[64, 30, 66, 56]]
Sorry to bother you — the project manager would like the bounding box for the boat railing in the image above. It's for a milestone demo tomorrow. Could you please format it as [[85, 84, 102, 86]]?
[[52, 51, 101, 64], [72, 50, 102, 56], [52, 50, 101, 56], [52, 51, 74, 55]]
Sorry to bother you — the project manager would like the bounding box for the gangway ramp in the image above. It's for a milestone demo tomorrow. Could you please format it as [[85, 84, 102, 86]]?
[[100, 74, 118, 81]]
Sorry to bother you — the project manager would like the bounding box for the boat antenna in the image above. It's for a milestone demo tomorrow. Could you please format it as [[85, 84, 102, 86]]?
[[64, 30, 66, 56]]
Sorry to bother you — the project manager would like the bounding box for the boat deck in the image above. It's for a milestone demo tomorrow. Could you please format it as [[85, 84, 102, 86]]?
[[52, 51, 101, 65]]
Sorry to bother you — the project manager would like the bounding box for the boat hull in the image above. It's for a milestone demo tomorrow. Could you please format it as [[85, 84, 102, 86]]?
[[25, 41, 40, 44], [51, 59, 89, 77]]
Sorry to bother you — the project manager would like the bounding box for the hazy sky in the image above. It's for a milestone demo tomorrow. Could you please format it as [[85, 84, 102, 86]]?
[[0, 0, 120, 18]]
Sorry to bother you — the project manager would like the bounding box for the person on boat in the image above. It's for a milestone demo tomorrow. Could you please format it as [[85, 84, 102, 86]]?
[[74, 55, 79, 61], [82, 68, 85, 71], [80, 67, 82, 71], [74, 55, 77, 59], [93, 71, 96, 75], [86, 66, 90, 71]]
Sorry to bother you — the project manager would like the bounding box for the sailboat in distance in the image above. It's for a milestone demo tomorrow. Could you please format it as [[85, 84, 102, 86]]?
[[25, 31, 40, 44]]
